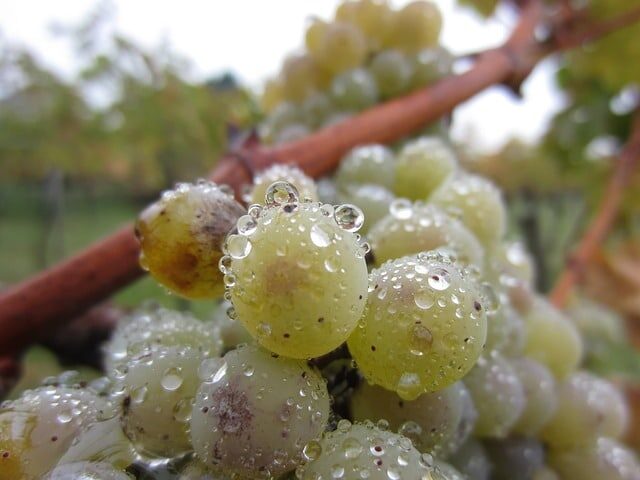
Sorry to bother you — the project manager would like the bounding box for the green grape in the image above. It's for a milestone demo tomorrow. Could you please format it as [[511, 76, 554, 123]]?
[[222, 183, 368, 359], [210, 300, 252, 351], [296, 421, 437, 479], [43, 461, 133, 480], [367, 201, 484, 268], [311, 22, 367, 75], [244, 164, 319, 205], [0, 386, 115, 480], [274, 124, 311, 145], [386, 1, 442, 53], [301, 92, 334, 128], [114, 346, 204, 457], [267, 102, 305, 133], [337, 184, 395, 234], [430, 172, 507, 248], [104, 305, 222, 373], [261, 78, 285, 114], [331, 68, 379, 111], [533, 466, 560, 480], [369, 50, 413, 98], [136, 181, 245, 299], [316, 177, 339, 205], [523, 297, 583, 380], [567, 295, 627, 345], [335, 0, 395, 51], [348, 251, 487, 400], [190, 344, 330, 478], [350, 381, 473, 456], [394, 136, 458, 200], [335, 144, 396, 191], [180, 458, 231, 479], [410, 47, 454, 89], [433, 461, 466, 480], [511, 357, 557, 436], [487, 240, 536, 287], [549, 437, 640, 480], [484, 299, 527, 357], [448, 439, 491, 480], [464, 352, 525, 438], [541, 371, 629, 449], [281, 54, 319, 102], [484, 436, 545, 480], [305, 18, 329, 57]]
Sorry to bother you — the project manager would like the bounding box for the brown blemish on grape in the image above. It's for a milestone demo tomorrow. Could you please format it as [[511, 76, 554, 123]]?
[[264, 259, 310, 296], [474, 300, 482, 312], [210, 382, 254, 435], [2, 451, 9, 458]]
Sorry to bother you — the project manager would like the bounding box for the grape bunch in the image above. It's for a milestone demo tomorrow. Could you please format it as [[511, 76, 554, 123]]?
[[259, 0, 454, 144]]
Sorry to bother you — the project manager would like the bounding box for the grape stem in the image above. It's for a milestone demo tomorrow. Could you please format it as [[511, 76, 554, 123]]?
[[550, 110, 640, 307], [0, 0, 638, 358]]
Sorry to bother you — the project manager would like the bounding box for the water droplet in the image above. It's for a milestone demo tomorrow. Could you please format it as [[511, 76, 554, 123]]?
[[390, 199, 413, 219], [331, 464, 345, 479], [334, 204, 364, 232], [324, 256, 339, 272], [132, 385, 148, 403], [337, 419, 352, 433], [386, 466, 401, 480], [161, 367, 183, 391], [414, 290, 434, 310], [218, 255, 232, 274], [198, 358, 223, 381], [173, 397, 193, 422], [243, 365, 255, 377], [266, 181, 299, 206], [427, 268, 450, 291], [212, 362, 228, 383], [226, 234, 252, 260], [397, 373, 420, 399], [237, 215, 258, 236], [343, 437, 363, 459], [480, 282, 499, 312], [310, 223, 334, 247], [303, 440, 322, 461], [57, 410, 73, 424], [409, 324, 433, 355]]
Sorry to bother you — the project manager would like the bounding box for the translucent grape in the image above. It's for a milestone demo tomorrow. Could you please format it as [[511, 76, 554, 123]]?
[[369, 50, 413, 98], [487, 240, 536, 287], [190, 344, 330, 478], [224, 196, 368, 359], [296, 421, 436, 479], [114, 346, 204, 457], [136, 181, 245, 299], [541, 371, 629, 449], [464, 352, 525, 438], [335, 0, 395, 51], [335, 144, 396, 191], [387, 1, 443, 52], [305, 18, 329, 56], [367, 202, 484, 268], [43, 461, 133, 480], [394, 137, 457, 200], [281, 54, 319, 102], [511, 357, 557, 436], [484, 436, 545, 480], [348, 252, 487, 400], [245, 164, 319, 205], [430, 172, 507, 247], [311, 22, 367, 75], [410, 47, 454, 89], [331, 68, 379, 111], [568, 295, 627, 345], [484, 299, 527, 357], [523, 297, 583, 379], [350, 381, 473, 455], [210, 300, 253, 351], [337, 184, 395, 234], [448, 439, 491, 480], [302, 92, 334, 128]]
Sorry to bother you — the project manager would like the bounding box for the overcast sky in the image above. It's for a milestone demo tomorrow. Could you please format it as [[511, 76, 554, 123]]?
[[0, 0, 565, 152]]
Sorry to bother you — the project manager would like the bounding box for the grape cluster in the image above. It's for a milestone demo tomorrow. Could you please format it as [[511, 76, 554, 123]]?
[[260, 0, 453, 144]]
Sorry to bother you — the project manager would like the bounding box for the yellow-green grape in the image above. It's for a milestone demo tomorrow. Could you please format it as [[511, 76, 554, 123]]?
[[281, 54, 319, 103], [136, 181, 245, 299], [266, 102, 305, 133], [337, 184, 395, 234], [386, 1, 442, 53], [433, 461, 466, 480], [114, 346, 204, 457], [311, 22, 367, 75], [335, 0, 394, 51], [305, 18, 329, 57], [348, 251, 487, 400], [297, 421, 437, 480], [484, 436, 545, 480], [484, 300, 527, 357], [350, 381, 474, 456], [190, 344, 330, 478], [331, 68, 379, 111], [104, 306, 222, 373], [523, 297, 583, 380], [316, 177, 340, 205], [335, 144, 396, 191], [369, 50, 413, 99], [410, 47, 454, 89], [464, 352, 525, 438], [541, 371, 629, 449], [0, 386, 114, 480], [43, 462, 133, 480], [533, 466, 560, 480], [568, 295, 627, 345], [394, 137, 458, 200], [180, 458, 231, 479], [275, 124, 311, 145], [448, 439, 491, 480], [511, 357, 557, 436], [367, 201, 484, 268], [549, 437, 640, 480], [261, 78, 285, 114], [302, 92, 334, 128], [487, 240, 536, 288], [430, 172, 507, 248], [223, 183, 369, 359], [244, 164, 319, 206], [210, 300, 252, 351]]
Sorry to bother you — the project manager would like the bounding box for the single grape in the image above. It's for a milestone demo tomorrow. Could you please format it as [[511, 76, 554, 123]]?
[[533, 466, 560, 480], [487, 240, 537, 288], [210, 300, 252, 351], [464, 352, 525, 438], [266, 102, 305, 133], [369, 50, 413, 98], [223, 186, 368, 359], [244, 164, 319, 205], [522, 296, 583, 380], [301, 92, 334, 128], [281, 54, 319, 102], [305, 18, 329, 57], [367, 201, 484, 268], [337, 183, 395, 234], [410, 47, 454, 89], [296, 421, 437, 479], [448, 439, 492, 480], [484, 298, 527, 357], [348, 251, 487, 400], [43, 461, 133, 480], [511, 357, 557, 436], [335, 144, 396, 191], [484, 436, 545, 480], [261, 78, 285, 114], [386, 1, 442, 52], [549, 437, 640, 480], [541, 371, 629, 449], [394, 136, 457, 200], [567, 295, 627, 345], [331, 68, 379, 111], [114, 346, 204, 457], [135, 181, 245, 299], [190, 344, 330, 478], [311, 22, 367, 75], [350, 381, 473, 456], [335, 0, 395, 51]]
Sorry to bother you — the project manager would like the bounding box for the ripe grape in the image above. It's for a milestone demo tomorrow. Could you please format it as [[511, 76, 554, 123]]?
[[266, 102, 304, 133], [367, 202, 484, 268], [394, 136, 458, 200], [511, 357, 557, 436], [136, 181, 245, 299], [281, 54, 320, 102], [533, 466, 560, 480], [261, 78, 285, 113], [335, 0, 395, 51], [448, 439, 491, 480], [305, 18, 329, 57], [410, 47, 454, 89], [568, 295, 627, 345], [310, 22, 367, 75], [484, 436, 545, 480], [337, 184, 395, 234], [541, 371, 629, 449], [223, 185, 368, 358], [464, 352, 525, 438], [369, 50, 413, 98], [335, 144, 396, 191], [190, 344, 330, 478], [43, 461, 133, 480], [331, 68, 379, 111], [484, 299, 527, 357], [301, 92, 334, 128], [386, 1, 442, 52], [244, 164, 319, 206], [348, 251, 487, 400], [487, 240, 536, 287], [210, 300, 252, 351]]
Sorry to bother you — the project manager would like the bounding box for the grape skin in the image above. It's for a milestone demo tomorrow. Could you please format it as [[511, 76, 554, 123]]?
[[330, 68, 379, 111], [386, 1, 442, 53], [510, 357, 557, 436], [337, 183, 395, 234], [369, 50, 413, 98], [335, 144, 396, 191], [310, 22, 368, 75], [448, 439, 492, 480], [335, 0, 395, 51], [246, 165, 319, 205], [43, 461, 133, 480], [281, 54, 320, 103], [410, 47, 454, 89], [484, 300, 527, 357]]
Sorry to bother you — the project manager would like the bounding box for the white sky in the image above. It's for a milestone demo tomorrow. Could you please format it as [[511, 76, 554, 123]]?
[[0, 0, 565, 152]]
